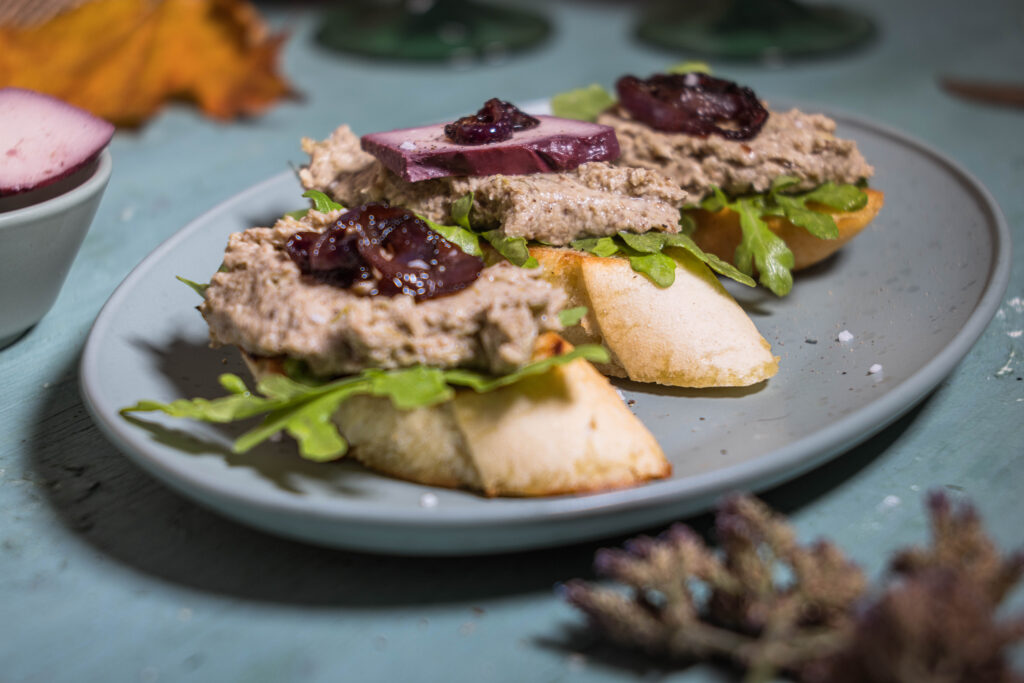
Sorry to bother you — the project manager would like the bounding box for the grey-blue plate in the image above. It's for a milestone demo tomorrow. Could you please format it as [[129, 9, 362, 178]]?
[[80, 108, 1011, 555]]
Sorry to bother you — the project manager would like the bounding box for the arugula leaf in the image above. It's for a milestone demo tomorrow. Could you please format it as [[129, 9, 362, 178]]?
[[364, 366, 454, 410], [482, 230, 539, 268], [450, 192, 474, 230], [769, 175, 802, 194], [665, 60, 712, 74], [447, 193, 541, 269], [281, 396, 350, 461], [662, 233, 755, 286], [235, 382, 360, 459], [302, 189, 344, 213], [284, 208, 309, 220], [624, 251, 677, 288], [687, 180, 867, 295], [763, 175, 841, 239], [678, 211, 698, 236], [570, 236, 619, 258], [176, 276, 209, 298], [558, 306, 588, 327], [734, 197, 794, 297], [443, 344, 609, 393], [802, 182, 868, 211], [699, 186, 731, 213], [122, 373, 279, 422], [567, 229, 754, 288], [617, 230, 668, 254], [419, 214, 483, 257], [573, 232, 680, 287], [768, 196, 838, 240], [412, 192, 485, 258], [550, 84, 615, 122], [121, 346, 605, 462]]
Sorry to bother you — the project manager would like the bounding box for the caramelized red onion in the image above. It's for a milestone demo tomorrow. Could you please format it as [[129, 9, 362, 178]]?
[[616, 73, 768, 141], [444, 98, 540, 145], [286, 204, 483, 301]]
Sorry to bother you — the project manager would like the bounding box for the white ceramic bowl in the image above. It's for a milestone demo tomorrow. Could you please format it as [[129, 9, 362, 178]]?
[[0, 149, 112, 348]]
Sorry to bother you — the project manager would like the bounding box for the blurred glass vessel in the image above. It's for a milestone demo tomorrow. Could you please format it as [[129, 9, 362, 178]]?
[[636, 0, 875, 61], [316, 0, 551, 61]]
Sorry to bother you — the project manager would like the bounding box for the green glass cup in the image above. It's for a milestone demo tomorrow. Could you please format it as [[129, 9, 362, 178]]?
[[316, 0, 552, 61], [636, 0, 875, 61]]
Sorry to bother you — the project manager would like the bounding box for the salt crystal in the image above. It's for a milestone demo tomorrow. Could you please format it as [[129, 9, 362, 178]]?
[[877, 494, 901, 511], [399, 140, 416, 151], [837, 330, 854, 343], [419, 492, 439, 508], [868, 363, 883, 374]]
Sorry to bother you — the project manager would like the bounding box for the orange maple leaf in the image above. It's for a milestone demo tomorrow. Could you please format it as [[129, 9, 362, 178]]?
[[0, 0, 295, 126]]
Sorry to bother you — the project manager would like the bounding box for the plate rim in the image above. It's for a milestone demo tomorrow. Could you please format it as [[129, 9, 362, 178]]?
[[79, 108, 1012, 542]]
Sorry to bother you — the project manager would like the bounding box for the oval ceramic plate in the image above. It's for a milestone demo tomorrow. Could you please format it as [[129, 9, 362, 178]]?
[[81, 108, 1010, 555]]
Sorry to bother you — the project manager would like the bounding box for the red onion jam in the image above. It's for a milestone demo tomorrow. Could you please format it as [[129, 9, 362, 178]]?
[[286, 204, 483, 301], [616, 73, 768, 141], [444, 98, 540, 145]]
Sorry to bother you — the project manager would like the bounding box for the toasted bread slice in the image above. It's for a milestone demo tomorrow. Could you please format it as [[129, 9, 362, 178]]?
[[687, 188, 884, 271], [531, 247, 778, 388], [242, 333, 669, 497]]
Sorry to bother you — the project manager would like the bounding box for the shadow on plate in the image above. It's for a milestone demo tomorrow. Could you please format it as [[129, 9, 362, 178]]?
[[124, 334, 380, 497], [27, 335, 930, 609], [531, 401, 930, 679], [614, 376, 770, 400]]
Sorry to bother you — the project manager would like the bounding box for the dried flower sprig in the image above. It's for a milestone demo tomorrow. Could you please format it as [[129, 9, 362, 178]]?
[[563, 495, 866, 682], [803, 492, 1024, 683], [564, 492, 1024, 683]]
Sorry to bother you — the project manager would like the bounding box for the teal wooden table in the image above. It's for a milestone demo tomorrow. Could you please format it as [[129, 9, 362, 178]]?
[[2, 1, 1022, 680]]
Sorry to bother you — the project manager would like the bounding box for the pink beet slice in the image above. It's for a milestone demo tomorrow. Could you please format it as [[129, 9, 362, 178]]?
[[361, 115, 620, 182], [0, 88, 115, 196]]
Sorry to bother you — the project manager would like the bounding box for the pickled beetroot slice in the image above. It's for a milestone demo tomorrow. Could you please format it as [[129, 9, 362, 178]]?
[[287, 203, 483, 301], [362, 115, 619, 182], [616, 73, 768, 140], [0, 88, 114, 196]]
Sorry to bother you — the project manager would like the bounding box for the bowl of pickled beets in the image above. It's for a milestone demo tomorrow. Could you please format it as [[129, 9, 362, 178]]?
[[0, 88, 114, 349]]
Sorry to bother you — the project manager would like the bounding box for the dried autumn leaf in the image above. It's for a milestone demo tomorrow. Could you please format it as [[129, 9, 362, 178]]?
[[0, 0, 294, 126]]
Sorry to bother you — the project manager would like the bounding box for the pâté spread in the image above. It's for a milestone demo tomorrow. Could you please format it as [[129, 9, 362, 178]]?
[[201, 207, 566, 377], [597, 73, 873, 200]]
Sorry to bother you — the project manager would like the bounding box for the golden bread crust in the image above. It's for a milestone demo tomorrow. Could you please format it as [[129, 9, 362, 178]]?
[[241, 333, 670, 497], [530, 247, 779, 388]]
